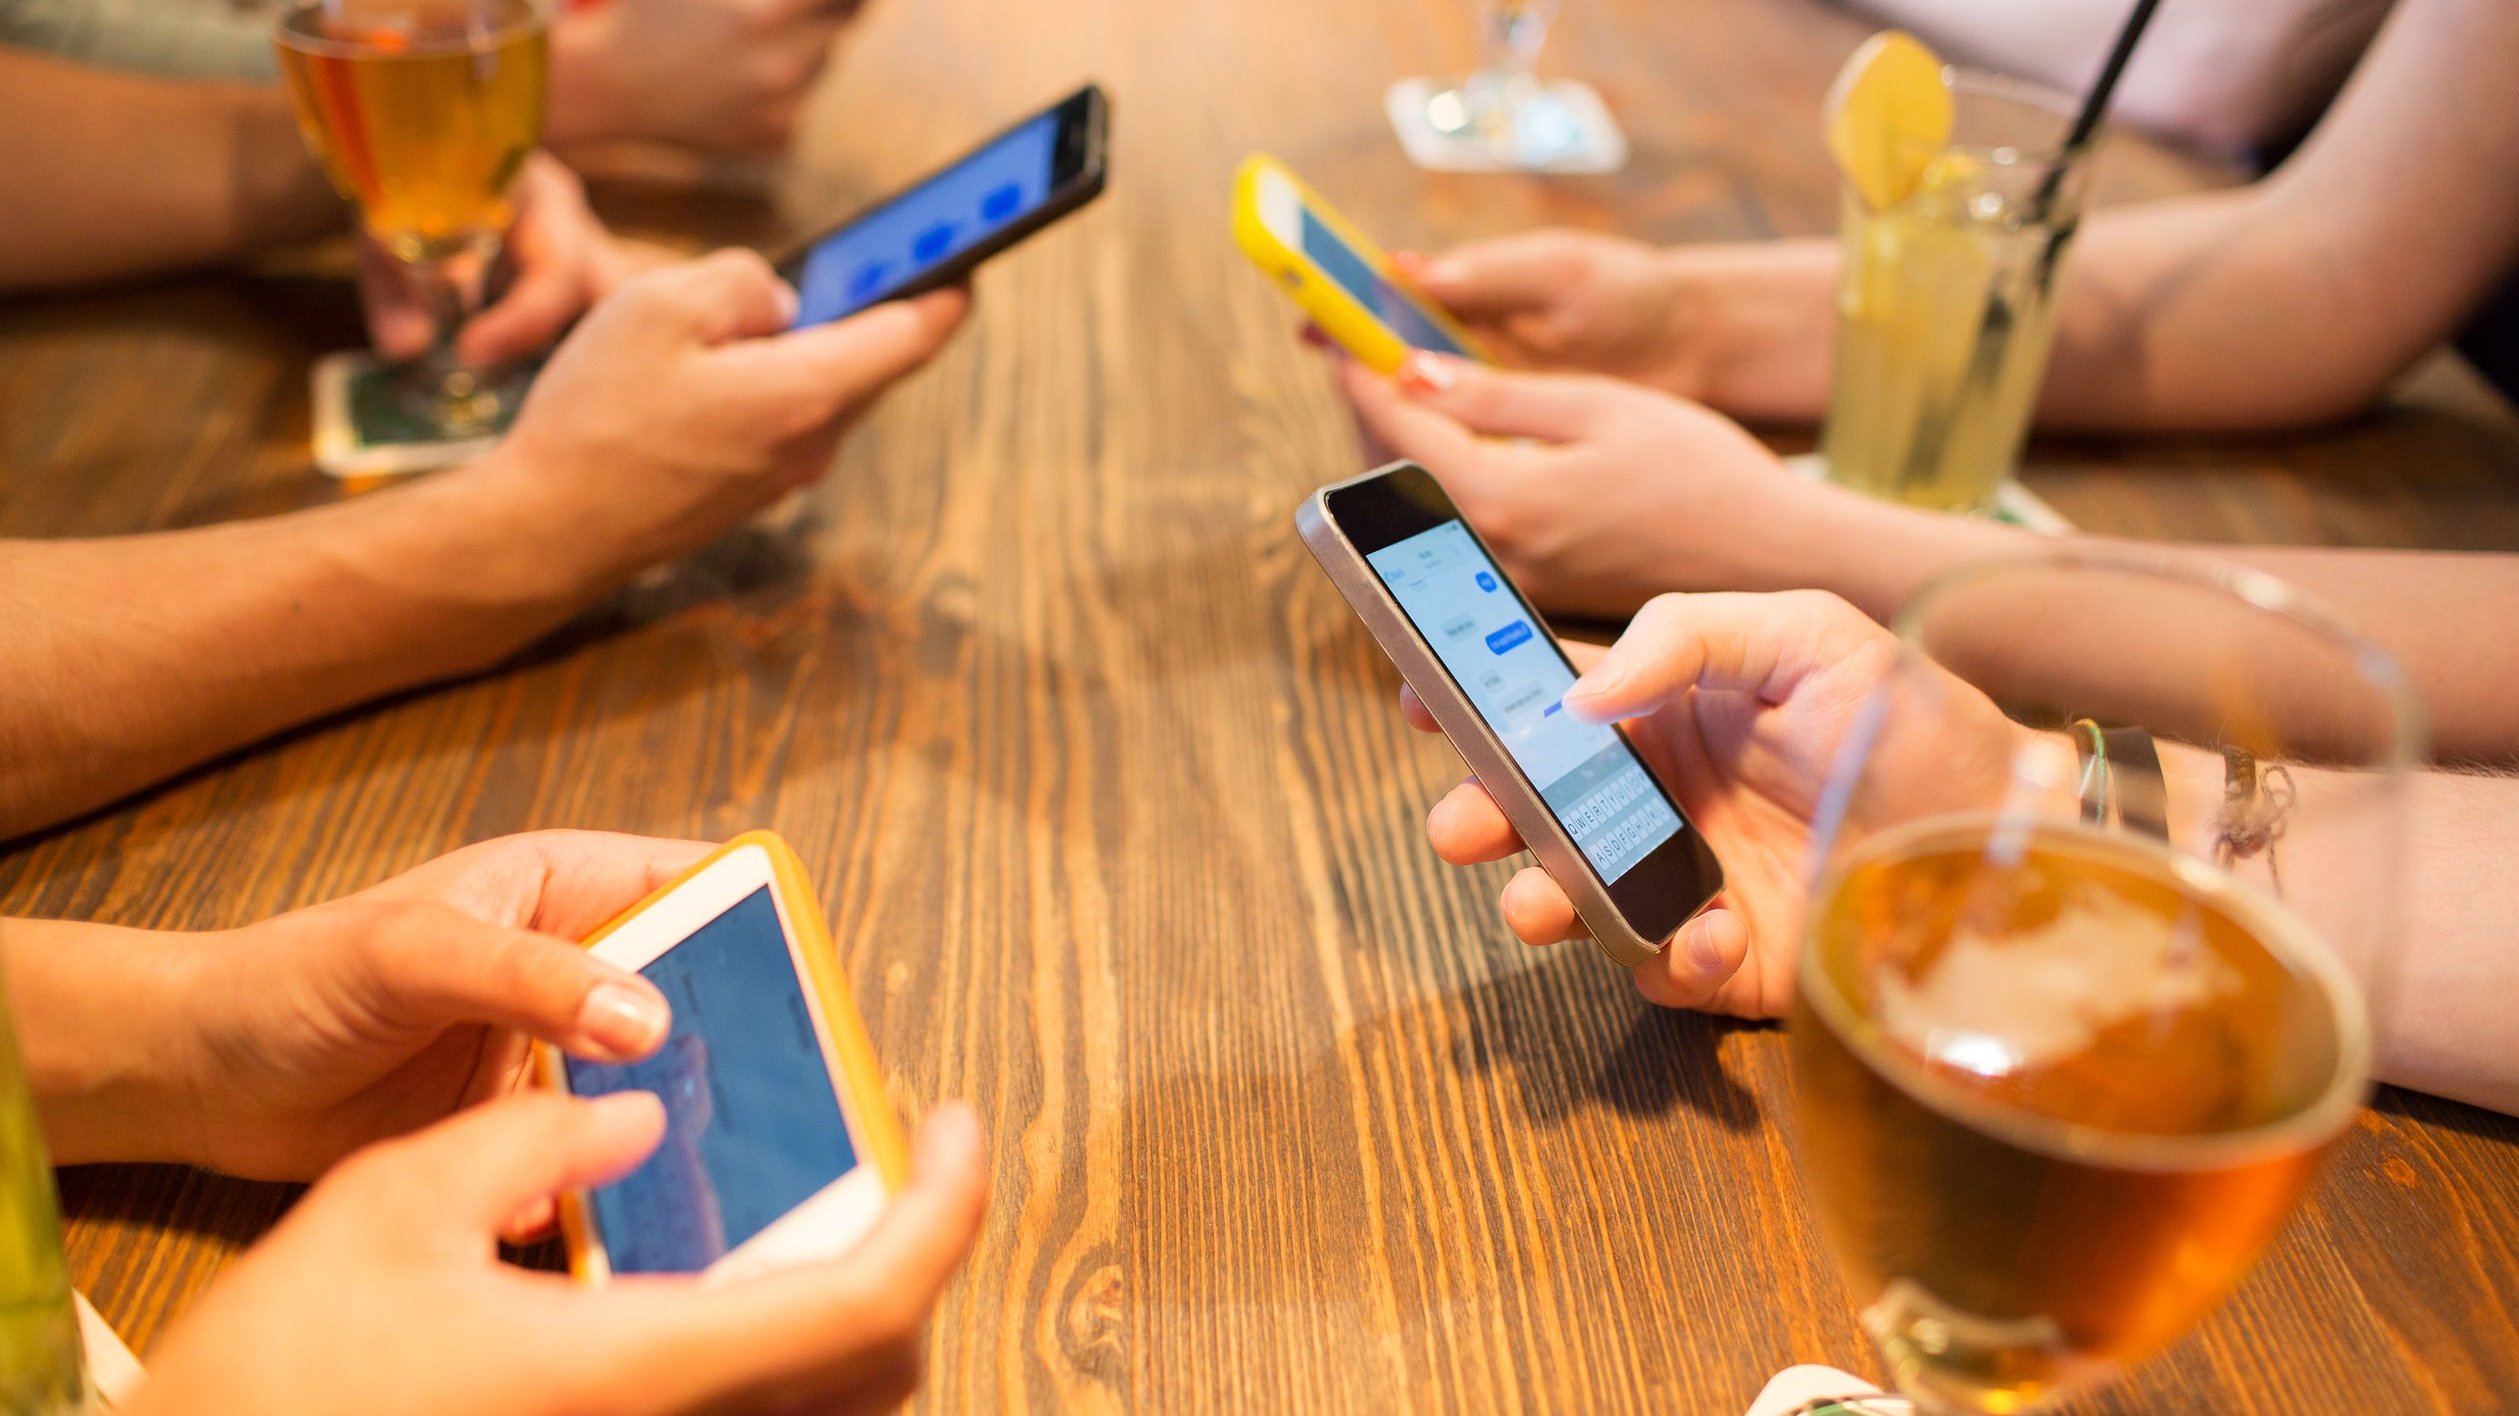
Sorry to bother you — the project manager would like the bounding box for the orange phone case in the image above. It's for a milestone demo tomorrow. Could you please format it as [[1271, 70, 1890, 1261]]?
[[536, 829, 908, 1281]]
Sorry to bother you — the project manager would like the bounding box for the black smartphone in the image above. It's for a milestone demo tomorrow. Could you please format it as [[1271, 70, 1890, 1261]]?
[[777, 83, 1109, 327], [1296, 462, 1724, 966]]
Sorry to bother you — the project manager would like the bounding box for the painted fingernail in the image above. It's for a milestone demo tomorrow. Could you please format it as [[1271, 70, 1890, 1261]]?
[[578, 980, 668, 1057], [1399, 352, 1460, 396], [1298, 323, 1331, 349]]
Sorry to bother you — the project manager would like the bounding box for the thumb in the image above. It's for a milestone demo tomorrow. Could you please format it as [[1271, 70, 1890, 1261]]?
[[347, 900, 671, 1063], [1397, 236, 1580, 317], [618, 248, 801, 347], [1393, 352, 1602, 442], [598, 1102, 988, 1400], [336, 1091, 665, 1240], [1565, 591, 1873, 722]]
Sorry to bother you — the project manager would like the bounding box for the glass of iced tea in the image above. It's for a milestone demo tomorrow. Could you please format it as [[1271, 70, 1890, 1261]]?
[[274, 0, 550, 435], [1789, 552, 2422, 1414], [0, 964, 86, 1416], [1819, 70, 2092, 514]]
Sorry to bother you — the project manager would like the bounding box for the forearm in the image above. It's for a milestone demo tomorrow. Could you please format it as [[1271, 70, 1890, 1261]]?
[[1663, 238, 1840, 424], [3, 919, 206, 1167], [2033, 191, 2425, 432], [0, 455, 601, 838], [0, 50, 341, 290], [1729, 479, 2519, 761], [2158, 752, 2519, 1116]]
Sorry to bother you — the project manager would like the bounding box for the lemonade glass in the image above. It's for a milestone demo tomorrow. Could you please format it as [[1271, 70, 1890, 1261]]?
[[1820, 71, 2093, 514]]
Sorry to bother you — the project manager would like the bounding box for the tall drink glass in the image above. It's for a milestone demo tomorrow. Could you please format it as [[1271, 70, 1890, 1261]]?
[[274, 0, 550, 436], [1820, 71, 2092, 513], [1788, 552, 2421, 1413], [0, 963, 84, 1416]]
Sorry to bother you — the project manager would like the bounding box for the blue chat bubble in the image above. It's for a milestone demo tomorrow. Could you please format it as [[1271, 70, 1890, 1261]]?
[[1484, 621, 1533, 655]]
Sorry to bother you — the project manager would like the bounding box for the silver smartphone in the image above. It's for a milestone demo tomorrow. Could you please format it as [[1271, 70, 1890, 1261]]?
[[1297, 461, 1724, 966]]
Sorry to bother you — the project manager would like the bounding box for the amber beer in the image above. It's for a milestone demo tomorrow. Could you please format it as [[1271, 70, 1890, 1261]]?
[[274, 0, 548, 259], [1790, 815, 2368, 1414]]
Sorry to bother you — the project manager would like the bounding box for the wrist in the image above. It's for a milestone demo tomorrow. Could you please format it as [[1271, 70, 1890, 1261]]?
[[10, 922, 216, 1168], [226, 84, 346, 251], [1662, 239, 1840, 423], [300, 454, 617, 681]]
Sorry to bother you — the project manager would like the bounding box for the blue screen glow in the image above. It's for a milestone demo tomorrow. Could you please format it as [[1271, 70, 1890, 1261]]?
[[564, 887, 859, 1274], [1299, 209, 1468, 357], [794, 112, 1059, 326]]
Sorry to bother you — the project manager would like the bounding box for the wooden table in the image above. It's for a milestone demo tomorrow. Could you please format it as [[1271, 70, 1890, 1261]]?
[[9, 0, 2519, 1410]]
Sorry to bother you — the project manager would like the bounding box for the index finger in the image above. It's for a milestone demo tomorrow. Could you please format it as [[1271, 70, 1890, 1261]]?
[[713, 287, 970, 421], [366, 831, 716, 939]]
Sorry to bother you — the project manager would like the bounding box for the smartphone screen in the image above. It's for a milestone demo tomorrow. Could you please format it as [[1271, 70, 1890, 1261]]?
[[1296, 206, 1471, 358], [1365, 520, 1683, 881], [563, 886, 861, 1275], [793, 111, 1064, 327]]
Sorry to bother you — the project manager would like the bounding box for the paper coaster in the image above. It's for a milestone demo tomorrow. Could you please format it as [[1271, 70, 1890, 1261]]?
[[1386, 76, 1629, 175], [1744, 1364, 1903, 1415], [1781, 452, 2074, 534], [75, 1291, 144, 1409]]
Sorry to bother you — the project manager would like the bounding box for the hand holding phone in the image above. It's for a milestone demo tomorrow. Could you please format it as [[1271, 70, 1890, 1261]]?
[[538, 831, 908, 1281], [1233, 154, 1488, 374], [1298, 462, 1722, 968], [781, 84, 1109, 328]]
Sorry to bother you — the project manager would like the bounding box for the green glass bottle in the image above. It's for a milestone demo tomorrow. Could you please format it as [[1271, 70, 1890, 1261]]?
[[0, 960, 84, 1416]]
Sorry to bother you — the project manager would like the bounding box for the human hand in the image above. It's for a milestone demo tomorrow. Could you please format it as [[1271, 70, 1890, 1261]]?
[[1407, 591, 2025, 1016], [473, 249, 966, 584], [1332, 351, 1825, 618], [360, 153, 658, 369], [138, 831, 708, 1183], [126, 1092, 988, 1416], [1392, 231, 1703, 393], [549, 0, 868, 155]]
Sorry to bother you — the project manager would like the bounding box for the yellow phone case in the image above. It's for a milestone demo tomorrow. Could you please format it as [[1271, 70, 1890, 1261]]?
[[536, 829, 909, 1282], [1231, 152, 1488, 375]]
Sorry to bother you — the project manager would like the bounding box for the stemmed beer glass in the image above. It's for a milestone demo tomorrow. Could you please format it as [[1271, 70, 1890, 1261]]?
[[1789, 552, 2420, 1413], [274, 0, 551, 436]]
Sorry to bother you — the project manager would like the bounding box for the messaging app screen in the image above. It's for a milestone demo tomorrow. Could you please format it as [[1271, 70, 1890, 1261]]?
[[795, 112, 1059, 326], [1367, 521, 1681, 882]]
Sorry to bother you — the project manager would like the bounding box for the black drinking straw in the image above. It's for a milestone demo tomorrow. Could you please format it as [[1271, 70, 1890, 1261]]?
[[2030, 0, 2163, 226], [1898, 0, 2164, 490]]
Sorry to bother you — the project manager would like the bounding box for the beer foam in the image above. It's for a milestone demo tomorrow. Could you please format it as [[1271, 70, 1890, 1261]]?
[[1873, 883, 2241, 1076]]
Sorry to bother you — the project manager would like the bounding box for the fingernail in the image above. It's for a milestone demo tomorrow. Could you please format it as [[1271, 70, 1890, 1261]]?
[[1687, 927, 1727, 975], [578, 979, 668, 1058], [772, 280, 801, 328], [1399, 351, 1460, 397], [1298, 323, 1331, 349], [1562, 670, 1621, 720]]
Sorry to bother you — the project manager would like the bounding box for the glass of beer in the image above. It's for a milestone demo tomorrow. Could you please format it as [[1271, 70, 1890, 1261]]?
[[1790, 552, 2422, 1414], [274, 0, 551, 436], [1819, 71, 2093, 513], [0, 965, 87, 1415]]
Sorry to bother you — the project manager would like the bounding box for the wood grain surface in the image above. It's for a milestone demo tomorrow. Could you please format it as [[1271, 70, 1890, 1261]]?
[[8, 0, 2519, 1411]]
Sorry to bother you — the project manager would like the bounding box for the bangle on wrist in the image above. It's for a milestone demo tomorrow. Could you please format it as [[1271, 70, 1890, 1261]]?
[[2069, 719, 2168, 840]]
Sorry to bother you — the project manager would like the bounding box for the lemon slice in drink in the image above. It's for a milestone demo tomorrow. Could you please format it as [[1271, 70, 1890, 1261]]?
[[1824, 30, 1954, 211]]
